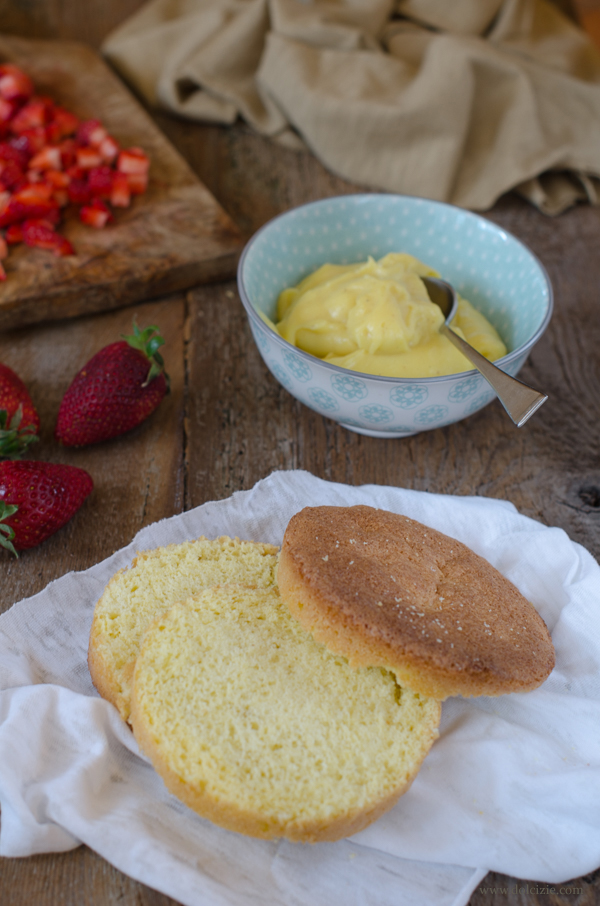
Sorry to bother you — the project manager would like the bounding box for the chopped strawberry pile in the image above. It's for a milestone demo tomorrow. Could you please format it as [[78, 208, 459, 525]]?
[[0, 63, 150, 281]]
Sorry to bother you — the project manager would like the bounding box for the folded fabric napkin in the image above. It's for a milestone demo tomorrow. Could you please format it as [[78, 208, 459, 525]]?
[[1, 469, 600, 906], [102, 0, 600, 214]]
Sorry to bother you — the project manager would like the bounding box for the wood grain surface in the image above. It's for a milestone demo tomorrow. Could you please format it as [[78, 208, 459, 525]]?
[[1, 2, 600, 906], [0, 36, 243, 329]]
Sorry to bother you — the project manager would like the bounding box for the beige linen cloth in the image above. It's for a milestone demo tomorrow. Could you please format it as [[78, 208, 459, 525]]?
[[103, 0, 600, 213]]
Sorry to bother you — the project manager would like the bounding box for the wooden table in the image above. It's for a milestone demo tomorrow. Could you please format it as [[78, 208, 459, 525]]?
[[1, 3, 600, 904]]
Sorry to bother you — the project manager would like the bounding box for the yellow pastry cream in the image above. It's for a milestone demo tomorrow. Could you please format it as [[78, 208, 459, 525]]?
[[272, 253, 507, 378]]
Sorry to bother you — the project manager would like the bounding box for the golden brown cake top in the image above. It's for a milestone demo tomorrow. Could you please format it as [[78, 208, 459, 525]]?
[[278, 505, 555, 699]]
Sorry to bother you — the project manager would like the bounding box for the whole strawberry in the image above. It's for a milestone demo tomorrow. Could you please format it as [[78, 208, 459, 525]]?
[[55, 322, 169, 447], [0, 460, 93, 555], [0, 362, 40, 459]]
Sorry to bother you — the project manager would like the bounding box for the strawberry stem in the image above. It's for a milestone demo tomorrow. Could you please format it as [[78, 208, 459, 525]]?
[[0, 502, 18, 557], [0, 406, 39, 460], [122, 321, 170, 391]]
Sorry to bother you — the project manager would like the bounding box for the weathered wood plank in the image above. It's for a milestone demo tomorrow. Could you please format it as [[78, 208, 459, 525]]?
[[0, 845, 179, 906], [0, 0, 147, 49]]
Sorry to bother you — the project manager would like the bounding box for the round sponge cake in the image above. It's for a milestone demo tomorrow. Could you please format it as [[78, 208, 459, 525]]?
[[88, 537, 279, 721], [130, 584, 441, 843], [277, 505, 555, 700]]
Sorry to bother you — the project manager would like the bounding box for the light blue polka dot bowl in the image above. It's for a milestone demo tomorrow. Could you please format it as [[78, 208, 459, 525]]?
[[237, 194, 553, 438]]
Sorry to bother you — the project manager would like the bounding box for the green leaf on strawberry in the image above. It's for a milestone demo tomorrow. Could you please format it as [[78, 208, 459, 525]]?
[[0, 362, 40, 457], [0, 502, 19, 557], [0, 405, 39, 460], [122, 321, 170, 390]]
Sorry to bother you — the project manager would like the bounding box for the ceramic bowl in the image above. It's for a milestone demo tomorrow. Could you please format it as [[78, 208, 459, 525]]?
[[237, 194, 553, 438]]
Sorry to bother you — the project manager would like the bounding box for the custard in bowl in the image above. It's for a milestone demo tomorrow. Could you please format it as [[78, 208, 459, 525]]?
[[273, 252, 507, 378], [237, 195, 552, 438]]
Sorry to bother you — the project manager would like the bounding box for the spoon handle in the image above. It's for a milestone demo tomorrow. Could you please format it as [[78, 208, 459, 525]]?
[[440, 325, 548, 427]]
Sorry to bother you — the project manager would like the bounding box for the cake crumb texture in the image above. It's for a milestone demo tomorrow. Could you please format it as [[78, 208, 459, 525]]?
[[130, 584, 441, 843], [88, 536, 279, 720]]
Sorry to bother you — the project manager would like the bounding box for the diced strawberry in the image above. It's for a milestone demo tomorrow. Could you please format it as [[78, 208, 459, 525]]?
[[65, 164, 84, 180], [89, 125, 108, 148], [117, 147, 150, 175], [37, 204, 61, 226], [87, 165, 114, 199], [29, 145, 62, 171], [0, 67, 152, 279], [10, 98, 52, 134], [16, 182, 54, 202], [110, 171, 131, 208], [125, 171, 148, 195], [44, 169, 70, 188], [0, 65, 34, 103], [77, 119, 107, 147], [0, 184, 59, 228], [79, 198, 113, 229], [22, 218, 74, 256], [5, 223, 23, 244], [75, 146, 102, 170], [59, 138, 77, 169], [0, 96, 18, 125], [0, 158, 24, 190], [54, 235, 74, 255], [0, 141, 29, 168], [67, 177, 91, 205], [98, 134, 119, 164], [45, 107, 79, 143], [44, 170, 70, 206], [10, 127, 46, 156]]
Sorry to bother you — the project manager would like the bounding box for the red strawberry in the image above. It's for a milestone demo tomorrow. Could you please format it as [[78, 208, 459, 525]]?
[[0, 157, 25, 190], [117, 147, 149, 175], [76, 119, 107, 148], [87, 165, 115, 199], [29, 145, 62, 172], [110, 172, 131, 208], [0, 460, 93, 555], [75, 146, 102, 170], [0, 65, 34, 104], [55, 322, 170, 447], [79, 198, 112, 228], [0, 97, 18, 125], [10, 97, 52, 134], [22, 218, 75, 256], [5, 223, 23, 244], [0, 183, 59, 228], [0, 141, 30, 169], [45, 107, 79, 142], [98, 134, 119, 164], [67, 176, 91, 206], [0, 362, 40, 459]]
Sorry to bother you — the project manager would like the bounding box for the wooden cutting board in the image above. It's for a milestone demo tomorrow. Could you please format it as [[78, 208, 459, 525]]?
[[0, 36, 244, 330]]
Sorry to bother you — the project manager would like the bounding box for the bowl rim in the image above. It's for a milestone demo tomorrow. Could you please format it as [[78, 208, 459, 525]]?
[[237, 193, 554, 386]]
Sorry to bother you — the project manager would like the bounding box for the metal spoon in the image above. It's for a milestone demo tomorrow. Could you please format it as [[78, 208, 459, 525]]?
[[422, 277, 547, 427]]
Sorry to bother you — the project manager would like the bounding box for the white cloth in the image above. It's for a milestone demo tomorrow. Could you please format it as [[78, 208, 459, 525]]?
[[1, 469, 599, 906]]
